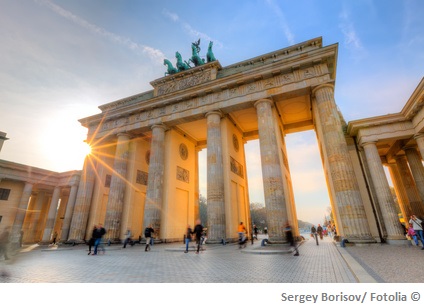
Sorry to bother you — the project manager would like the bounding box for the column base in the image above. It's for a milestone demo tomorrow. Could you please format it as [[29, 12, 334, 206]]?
[[385, 238, 410, 245]]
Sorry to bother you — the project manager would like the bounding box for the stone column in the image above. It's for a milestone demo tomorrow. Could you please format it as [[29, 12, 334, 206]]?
[[362, 142, 405, 242], [205, 111, 226, 242], [143, 124, 167, 239], [414, 134, 424, 161], [404, 146, 424, 217], [31, 191, 46, 242], [60, 183, 79, 242], [104, 133, 130, 241], [254, 99, 287, 242], [194, 146, 201, 222], [387, 163, 412, 224], [395, 155, 423, 218], [41, 186, 61, 243], [313, 84, 374, 242], [11, 182, 33, 245], [68, 155, 96, 242]]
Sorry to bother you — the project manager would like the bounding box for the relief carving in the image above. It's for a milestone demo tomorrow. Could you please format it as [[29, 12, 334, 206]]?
[[177, 166, 190, 183], [136, 170, 148, 185], [230, 156, 244, 179]]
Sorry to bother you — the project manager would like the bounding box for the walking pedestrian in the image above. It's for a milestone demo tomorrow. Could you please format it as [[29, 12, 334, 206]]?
[[317, 224, 323, 240], [87, 225, 96, 255], [193, 219, 204, 254], [253, 224, 258, 240], [284, 222, 299, 256], [311, 225, 319, 245], [123, 229, 132, 248], [92, 224, 106, 255], [184, 224, 193, 253], [0, 228, 11, 260], [52, 231, 58, 245], [144, 224, 154, 252], [409, 215, 424, 249]]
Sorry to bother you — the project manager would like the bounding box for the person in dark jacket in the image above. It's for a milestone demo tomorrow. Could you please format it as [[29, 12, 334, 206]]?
[[92, 224, 106, 255], [193, 220, 204, 254], [87, 225, 96, 255], [284, 222, 299, 256], [184, 225, 193, 253], [144, 225, 154, 252]]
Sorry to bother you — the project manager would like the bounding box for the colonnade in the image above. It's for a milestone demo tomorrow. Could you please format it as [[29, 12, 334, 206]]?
[[65, 82, 414, 245]]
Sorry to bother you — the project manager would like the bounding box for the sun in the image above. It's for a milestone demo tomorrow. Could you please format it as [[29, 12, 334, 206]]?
[[41, 118, 92, 172]]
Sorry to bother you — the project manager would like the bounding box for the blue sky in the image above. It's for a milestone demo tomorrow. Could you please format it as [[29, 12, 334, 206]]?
[[0, 0, 423, 224]]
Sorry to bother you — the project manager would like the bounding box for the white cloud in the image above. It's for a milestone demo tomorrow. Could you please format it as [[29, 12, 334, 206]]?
[[338, 7, 365, 60], [35, 0, 165, 64], [264, 0, 295, 45], [162, 8, 223, 49]]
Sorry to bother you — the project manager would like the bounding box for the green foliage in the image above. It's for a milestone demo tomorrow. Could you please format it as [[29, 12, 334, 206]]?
[[199, 194, 208, 226]]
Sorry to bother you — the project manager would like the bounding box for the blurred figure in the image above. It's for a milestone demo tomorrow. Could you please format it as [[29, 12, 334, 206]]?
[[409, 215, 424, 249], [284, 222, 299, 256], [311, 225, 318, 245], [317, 224, 323, 240], [87, 225, 96, 255], [184, 224, 193, 253], [123, 229, 133, 248], [407, 223, 419, 246], [52, 231, 58, 245], [92, 224, 106, 255], [193, 220, 204, 254], [253, 224, 258, 240], [144, 224, 154, 252], [0, 228, 11, 260]]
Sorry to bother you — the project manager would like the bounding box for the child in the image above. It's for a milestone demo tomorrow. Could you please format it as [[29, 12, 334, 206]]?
[[407, 224, 419, 246]]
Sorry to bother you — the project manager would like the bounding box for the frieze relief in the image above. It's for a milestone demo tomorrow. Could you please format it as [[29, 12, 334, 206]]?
[[98, 65, 325, 134], [177, 166, 190, 183], [230, 156, 244, 179], [157, 71, 212, 96]]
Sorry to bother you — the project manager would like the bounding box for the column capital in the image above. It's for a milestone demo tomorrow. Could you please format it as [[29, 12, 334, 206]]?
[[414, 133, 424, 141], [151, 123, 168, 131], [403, 145, 417, 151], [253, 98, 273, 109], [205, 110, 223, 118], [312, 83, 335, 96], [360, 140, 377, 148], [116, 132, 131, 138]]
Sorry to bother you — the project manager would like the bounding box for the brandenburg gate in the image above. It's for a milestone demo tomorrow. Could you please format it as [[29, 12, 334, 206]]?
[[63, 37, 424, 245]]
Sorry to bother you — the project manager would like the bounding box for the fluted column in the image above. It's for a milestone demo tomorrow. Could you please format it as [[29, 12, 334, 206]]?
[[205, 111, 226, 242], [387, 163, 412, 223], [254, 99, 287, 242], [395, 155, 423, 218], [31, 191, 46, 242], [313, 84, 374, 242], [60, 183, 79, 242], [41, 186, 61, 243], [143, 124, 167, 239], [414, 134, 424, 161], [362, 142, 405, 241], [68, 155, 96, 242], [104, 133, 130, 241], [11, 182, 33, 245], [404, 146, 424, 217]]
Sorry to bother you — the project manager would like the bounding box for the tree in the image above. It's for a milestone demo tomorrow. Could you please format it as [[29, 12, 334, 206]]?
[[199, 194, 208, 226], [250, 202, 266, 231]]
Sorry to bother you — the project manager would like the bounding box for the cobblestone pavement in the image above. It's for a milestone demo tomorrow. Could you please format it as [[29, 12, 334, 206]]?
[[0, 235, 358, 283], [2, 234, 422, 283], [344, 241, 424, 283]]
